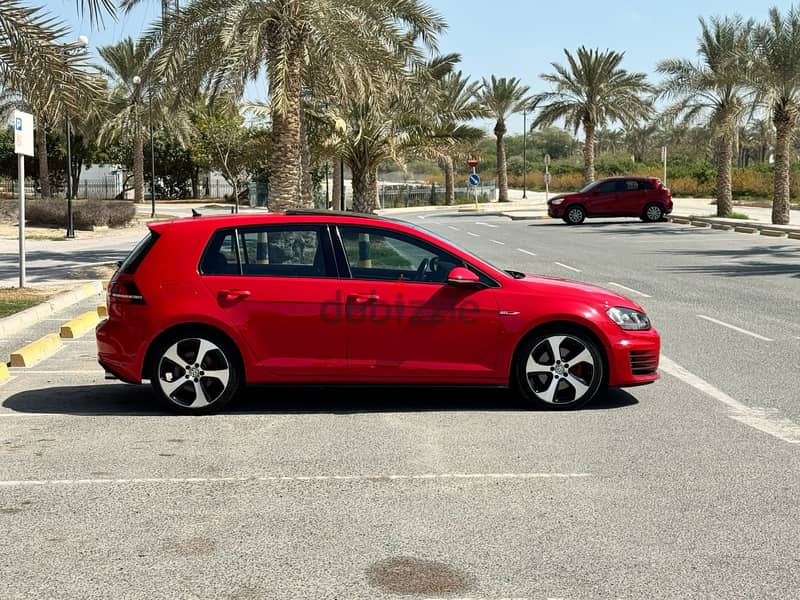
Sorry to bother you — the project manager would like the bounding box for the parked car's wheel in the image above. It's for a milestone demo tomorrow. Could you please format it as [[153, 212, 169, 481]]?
[[564, 205, 586, 225], [642, 202, 665, 222], [515, 329, 605, 410], [150, 330, 241, 415]]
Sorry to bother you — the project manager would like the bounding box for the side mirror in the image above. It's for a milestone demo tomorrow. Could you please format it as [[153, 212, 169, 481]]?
[[446, 267, 481, 286]]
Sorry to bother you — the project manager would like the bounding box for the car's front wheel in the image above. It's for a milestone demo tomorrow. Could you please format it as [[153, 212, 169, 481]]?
[[564, 205, 586, 224], [642, 202, 664, 222], [515, 330, 605, 410], [150, 331, 242, 415]]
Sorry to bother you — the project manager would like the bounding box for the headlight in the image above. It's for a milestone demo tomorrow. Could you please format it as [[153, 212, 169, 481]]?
[[607, 306, 651, 330], [549, 198, 564, 205]]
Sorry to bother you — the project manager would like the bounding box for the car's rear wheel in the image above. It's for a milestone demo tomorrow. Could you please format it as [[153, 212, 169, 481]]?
[[150, 331, 241, 415], [515, 330, 604, 410], [642, 202, 664, 222], [565, 205, 586, 225]]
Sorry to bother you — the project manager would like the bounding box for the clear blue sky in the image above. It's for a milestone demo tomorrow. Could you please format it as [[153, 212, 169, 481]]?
[[42, 0, 794, 134]]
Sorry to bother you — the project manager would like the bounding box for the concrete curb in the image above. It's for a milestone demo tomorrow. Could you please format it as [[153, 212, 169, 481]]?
[[0, 363, 8, 383], [735, 226, 758, 234], [60, 311, 101, 339], [97, 305, 108, 318], [503, 213, 552, 221], [0, 281, 103, 340], [10, 333, 62, 368], [760, 229, 787, 237], [789, 232, 800, 240], [691, 221, 711, 228]]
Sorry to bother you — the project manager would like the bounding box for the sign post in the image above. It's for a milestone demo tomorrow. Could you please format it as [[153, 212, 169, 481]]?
[[13, 111, 34, 288], [544, 154, 551, 203], [467, 159, 479, 209], [661, 146, 667, 187]]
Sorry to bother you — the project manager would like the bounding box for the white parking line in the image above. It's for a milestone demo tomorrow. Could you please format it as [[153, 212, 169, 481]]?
[[8, 370, 104, 375], [517, 248, 537, 257], [467, 232, 480, 237], [417, 215, 426, 220], [696, 315, 774, 342], [660, 355, 799, 444], [607, 282, 652, 298], [555, 262, 581, 273], [448, 226, 460, 231], [490, 239, 505, 245], [0, 472, 593, 487], [475, 221, 499, 228]]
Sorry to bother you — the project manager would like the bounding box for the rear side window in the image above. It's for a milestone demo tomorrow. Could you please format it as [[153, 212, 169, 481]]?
[[118, 231, 159, 275], [640, 180, 655, 190]]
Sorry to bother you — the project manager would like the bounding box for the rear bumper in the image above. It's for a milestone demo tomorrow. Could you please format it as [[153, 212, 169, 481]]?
[[96, 318, 145, 384]]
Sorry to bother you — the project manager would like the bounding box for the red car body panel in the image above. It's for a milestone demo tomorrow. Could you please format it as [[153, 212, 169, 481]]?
[[97, 213, 660, 390], [547, 176, 673, 220]]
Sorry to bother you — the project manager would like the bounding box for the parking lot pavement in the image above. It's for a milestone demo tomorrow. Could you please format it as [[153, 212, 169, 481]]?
[[2, 336, 799, 599]]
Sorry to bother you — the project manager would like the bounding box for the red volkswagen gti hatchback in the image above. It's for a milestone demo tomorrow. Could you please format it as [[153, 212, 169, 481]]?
[[97, 210, 660, 414], [547, 176, 673, 224]]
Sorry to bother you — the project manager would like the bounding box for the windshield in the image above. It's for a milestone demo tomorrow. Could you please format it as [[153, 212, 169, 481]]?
[[579, 180, 601, 193]]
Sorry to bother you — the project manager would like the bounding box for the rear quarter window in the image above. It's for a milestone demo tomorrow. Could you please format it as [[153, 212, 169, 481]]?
[[118, 231, 159, 275]]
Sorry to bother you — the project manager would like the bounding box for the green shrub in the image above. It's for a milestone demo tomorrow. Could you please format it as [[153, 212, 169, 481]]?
[[25, 199, 136, 229]]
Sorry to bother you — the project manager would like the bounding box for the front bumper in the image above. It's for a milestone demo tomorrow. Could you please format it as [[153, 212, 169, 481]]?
[[605, 328, 661, 387]]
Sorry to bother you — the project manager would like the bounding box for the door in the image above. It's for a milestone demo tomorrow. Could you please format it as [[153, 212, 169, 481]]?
[[587, 179, 619, 215], [199, 224, 346, 381], [618, 179, 646, 215], [334, 225, 500, 382]]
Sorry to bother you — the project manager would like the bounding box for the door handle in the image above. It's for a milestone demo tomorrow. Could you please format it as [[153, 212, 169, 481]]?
[[348, 293, 379, 304], [220, 289, 251, 301]]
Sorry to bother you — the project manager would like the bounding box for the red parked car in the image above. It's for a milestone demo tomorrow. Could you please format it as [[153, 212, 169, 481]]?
[[547, 176, 673, 224], [97, 210, 660, 414]]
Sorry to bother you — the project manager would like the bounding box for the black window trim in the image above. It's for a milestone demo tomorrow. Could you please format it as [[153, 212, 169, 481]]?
[[331, 223, 500, 288]]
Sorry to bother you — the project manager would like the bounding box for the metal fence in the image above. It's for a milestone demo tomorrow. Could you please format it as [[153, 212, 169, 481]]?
[[378, 181, 496, 208]]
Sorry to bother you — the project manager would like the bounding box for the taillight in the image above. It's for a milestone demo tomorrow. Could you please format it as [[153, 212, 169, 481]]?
[[109, 276, 146, 305]]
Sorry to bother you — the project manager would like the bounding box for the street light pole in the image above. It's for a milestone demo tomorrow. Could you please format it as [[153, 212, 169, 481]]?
[[522, 107, 527, 200], [149, 88, 156, 218]]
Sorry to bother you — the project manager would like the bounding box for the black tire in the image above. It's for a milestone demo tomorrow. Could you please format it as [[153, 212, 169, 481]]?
[[565, 205, 586, 225], [149, 329, 242, 415], [642, 202, 664, 222], [514, 329, 605, 410]]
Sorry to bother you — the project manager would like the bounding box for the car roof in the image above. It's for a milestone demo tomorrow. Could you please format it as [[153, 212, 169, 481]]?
[[598, 176, 659, 181], [147, 209, 400, 232]]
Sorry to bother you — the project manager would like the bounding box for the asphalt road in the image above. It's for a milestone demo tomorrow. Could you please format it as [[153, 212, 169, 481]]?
[[0, 211, 798, 599]]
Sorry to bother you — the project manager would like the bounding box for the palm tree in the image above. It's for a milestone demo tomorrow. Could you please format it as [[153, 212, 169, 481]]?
[[150, 0, 445, 212], [475, 76, 531, 201], [533, 47, 654, 184], [657, 17, 754, 217], [624, 121, 659, 163], [431, 71, 485, 205], [752, 6, 800, 225]]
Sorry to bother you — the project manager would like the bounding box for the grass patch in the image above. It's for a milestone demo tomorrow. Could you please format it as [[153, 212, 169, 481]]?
[[701, 212, 750, 220], [0, 287, 61, 318]]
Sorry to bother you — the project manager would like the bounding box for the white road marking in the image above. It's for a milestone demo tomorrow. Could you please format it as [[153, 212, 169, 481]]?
[[8, 370, 104, 374], [607, 282, 652, 298], [660, 355, 800, 444], [0, 472, 592, 487], [517, 248, 537, 257], [417, 215, 426, 220], [448, 226, 460, 231], [475, 221, 499, 228], [555, 262, 581, 273], [467, 232, 480, 237], [490, 239, 505, 245], [696, 315, 774, 342]]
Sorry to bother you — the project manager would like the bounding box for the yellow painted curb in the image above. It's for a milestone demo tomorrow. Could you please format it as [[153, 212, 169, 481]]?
[[788, 232, 800, 240], [690, 221, 711, 228], [711, 223, 733, 231], [0, 363, 9, 383], [102, 280, 110, 290], [671, 217, 691, 224], [60, 311, 101, 339], [10, 333, 62, 368], [760, 229, 787, 238], [734, 226, 758, 234], [97, 305, 108, 318]]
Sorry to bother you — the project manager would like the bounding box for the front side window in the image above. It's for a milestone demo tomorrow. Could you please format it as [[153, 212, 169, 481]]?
[[338, 226, 462, 284], [597, 181, 617, 193]]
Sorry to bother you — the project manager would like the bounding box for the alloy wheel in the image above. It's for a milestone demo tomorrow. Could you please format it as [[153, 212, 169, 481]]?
[[156, 337, 232, 409], [524, 334, 598, 405]]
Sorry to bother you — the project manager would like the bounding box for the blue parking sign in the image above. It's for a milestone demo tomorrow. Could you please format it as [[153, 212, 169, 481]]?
[[15, 118, 22, 131]]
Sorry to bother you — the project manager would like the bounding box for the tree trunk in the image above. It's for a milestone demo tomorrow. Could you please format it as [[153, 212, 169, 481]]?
[[367, 167, 378, 212], [495, 119, 508, 201], [72, 159, 82, 197], [583, 118, 596, 183], [133, 127, 144, 203], [772, 108, 795, 225], [332, 159, 342, 210], [351, 163, 371, 213], [191, 167, 199, 199], [267, 37, 303, 211], [714, 134, 734, 217], [443, 155, 455, 205], [36, 122, 50, 198], [299, 103, 313, 207]]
